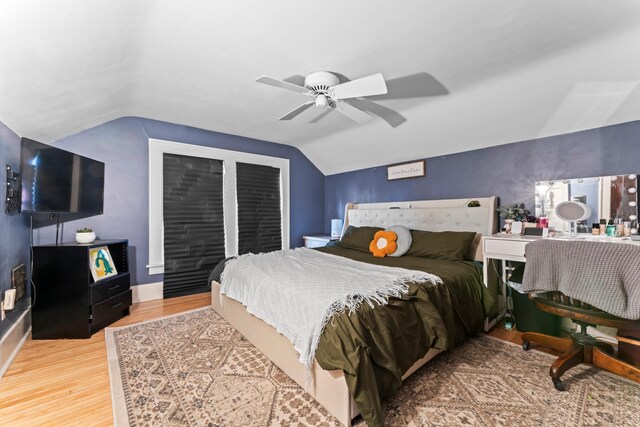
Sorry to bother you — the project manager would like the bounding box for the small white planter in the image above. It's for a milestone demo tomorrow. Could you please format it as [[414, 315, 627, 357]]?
[[75, 231, 96, 244]]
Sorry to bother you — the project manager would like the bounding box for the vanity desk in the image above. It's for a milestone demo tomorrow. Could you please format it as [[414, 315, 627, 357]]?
[[481, 233, 640, 329], [482, 233, 640, 283]]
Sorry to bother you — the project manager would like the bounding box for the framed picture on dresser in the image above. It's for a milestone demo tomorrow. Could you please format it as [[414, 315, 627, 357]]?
[[89, 246, 118, 281]]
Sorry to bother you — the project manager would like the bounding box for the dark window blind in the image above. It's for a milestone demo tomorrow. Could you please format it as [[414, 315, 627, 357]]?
[[236, 162, 282, 255], [163, 154, 225, 298]]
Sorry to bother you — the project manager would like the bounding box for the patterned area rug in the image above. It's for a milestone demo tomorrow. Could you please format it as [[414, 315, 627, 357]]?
[[106, 308, 640, 426]]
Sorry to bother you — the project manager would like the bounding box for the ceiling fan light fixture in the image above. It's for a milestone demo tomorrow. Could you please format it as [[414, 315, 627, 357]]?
[[315, 94, 328, 108]]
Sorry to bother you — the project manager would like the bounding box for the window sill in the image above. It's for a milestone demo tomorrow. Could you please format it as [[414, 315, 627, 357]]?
[[146, 264, 164, 275]]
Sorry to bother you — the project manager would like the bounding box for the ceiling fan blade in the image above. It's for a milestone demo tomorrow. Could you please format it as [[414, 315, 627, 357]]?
[[334, 101, 373, 124], [331, 73, 388, 100], [256, 76, 310, 95], [278, 101, 315, 120]]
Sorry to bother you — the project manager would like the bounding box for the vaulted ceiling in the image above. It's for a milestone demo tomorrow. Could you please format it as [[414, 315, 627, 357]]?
[[1, 1, 640, 175]]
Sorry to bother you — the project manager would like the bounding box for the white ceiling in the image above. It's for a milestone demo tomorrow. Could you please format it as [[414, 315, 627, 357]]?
[[1, 1, 640, 175]]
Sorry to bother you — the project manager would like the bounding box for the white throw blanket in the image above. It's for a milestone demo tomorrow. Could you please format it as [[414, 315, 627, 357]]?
[[219, 248, 442, 370]]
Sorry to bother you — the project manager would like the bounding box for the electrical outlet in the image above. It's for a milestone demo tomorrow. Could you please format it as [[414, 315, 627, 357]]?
[[3, 289, 15, 310]]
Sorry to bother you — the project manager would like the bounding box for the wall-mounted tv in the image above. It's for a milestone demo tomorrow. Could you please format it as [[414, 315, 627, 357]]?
[[20, 138, 105, 214]]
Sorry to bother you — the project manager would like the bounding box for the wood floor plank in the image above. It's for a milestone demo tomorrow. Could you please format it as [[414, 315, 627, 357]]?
[[0, 292, 522, 425], [0, 292, 211, 426]]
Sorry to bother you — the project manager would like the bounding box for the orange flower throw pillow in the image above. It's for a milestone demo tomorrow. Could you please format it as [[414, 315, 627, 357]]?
[[369, 230, 398, 257]]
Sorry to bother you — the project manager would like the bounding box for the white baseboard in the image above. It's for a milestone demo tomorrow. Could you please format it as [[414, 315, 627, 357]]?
[[132, 281, 163, 303], [0, 307, 31, 378]]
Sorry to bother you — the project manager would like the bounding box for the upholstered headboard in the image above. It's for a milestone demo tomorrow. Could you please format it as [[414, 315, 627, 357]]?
[[342, 197, 498, 261]]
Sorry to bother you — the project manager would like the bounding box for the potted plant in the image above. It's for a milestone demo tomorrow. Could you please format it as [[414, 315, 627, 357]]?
[[498, 203, 530, 232], [75, 227, 96, 244]]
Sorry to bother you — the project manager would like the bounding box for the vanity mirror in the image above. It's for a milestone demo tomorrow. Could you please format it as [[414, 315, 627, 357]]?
[[535, 174, 638, 234]]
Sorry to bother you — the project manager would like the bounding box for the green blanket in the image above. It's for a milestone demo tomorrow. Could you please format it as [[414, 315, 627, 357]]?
[[314, 246, 494, 427]]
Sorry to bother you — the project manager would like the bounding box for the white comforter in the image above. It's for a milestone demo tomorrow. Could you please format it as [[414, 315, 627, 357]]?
[[219, 248, 441, 369]]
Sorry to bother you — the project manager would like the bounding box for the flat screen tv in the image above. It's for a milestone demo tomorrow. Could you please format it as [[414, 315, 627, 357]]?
[[20, 138, 105, 214]]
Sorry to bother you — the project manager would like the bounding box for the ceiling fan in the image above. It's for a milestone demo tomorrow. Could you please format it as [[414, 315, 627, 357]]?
[[256, 71, 388, 124]]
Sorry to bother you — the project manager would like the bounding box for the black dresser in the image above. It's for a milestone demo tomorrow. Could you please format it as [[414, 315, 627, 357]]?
[[31, 239, 132, 339]]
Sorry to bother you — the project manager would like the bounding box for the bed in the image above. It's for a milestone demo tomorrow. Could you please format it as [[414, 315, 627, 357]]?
[[210, 197, 499, 426]]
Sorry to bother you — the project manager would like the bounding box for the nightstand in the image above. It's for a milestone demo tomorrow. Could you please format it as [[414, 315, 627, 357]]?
[[482, 234, 540, 330], [303, 235, 338, 248], [482, 234, 537, 264]]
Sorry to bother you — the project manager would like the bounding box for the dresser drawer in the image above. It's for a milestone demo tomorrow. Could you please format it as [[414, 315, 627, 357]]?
[[483, 238, 529, 258], [91, 290, 132, 333], [90, 273, 130, 304]]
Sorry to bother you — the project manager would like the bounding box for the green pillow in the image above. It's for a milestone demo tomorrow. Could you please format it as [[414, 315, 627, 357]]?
[[406, 230, 477, 261], [340, 225, 383, 252]]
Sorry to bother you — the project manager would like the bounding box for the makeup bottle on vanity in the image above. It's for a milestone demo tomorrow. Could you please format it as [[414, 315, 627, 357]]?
[[599, 219, 607, 235], [592, 223, 600, 235], [606, 220, 616, 237], [538, 216, 548, 229]]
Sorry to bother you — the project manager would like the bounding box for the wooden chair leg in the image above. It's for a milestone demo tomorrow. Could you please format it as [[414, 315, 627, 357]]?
[[592, 346, 640, 384], [549, 346, 584, 391], [522, 332, 573, 353]]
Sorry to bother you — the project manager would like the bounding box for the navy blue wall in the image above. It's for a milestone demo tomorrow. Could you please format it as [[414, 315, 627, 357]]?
[[325, 120, 640, 232], [22, 117, 640, 284], [0, 121, 31, 333], [35, 117, 325, 285]]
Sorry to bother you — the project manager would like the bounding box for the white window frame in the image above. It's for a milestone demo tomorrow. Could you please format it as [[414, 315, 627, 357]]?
[[147, 138, 290, 275]]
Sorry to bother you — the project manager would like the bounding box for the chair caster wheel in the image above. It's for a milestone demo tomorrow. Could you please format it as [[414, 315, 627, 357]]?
[[522, 341, 530, 351], [553, 378, 565, 391]]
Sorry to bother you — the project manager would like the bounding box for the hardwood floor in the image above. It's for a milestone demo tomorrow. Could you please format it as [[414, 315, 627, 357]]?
[[0, 293, 530, 426], [0, 293, 211, 426]]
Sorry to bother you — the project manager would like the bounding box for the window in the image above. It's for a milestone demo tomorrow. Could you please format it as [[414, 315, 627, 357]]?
[[162, 153, 225, 297], [148, 139, 289, 276], [236, 162, 282, 254]]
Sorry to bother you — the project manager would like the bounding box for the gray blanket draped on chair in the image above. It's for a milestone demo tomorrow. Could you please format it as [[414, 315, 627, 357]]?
[[519, 239, 640, 320]]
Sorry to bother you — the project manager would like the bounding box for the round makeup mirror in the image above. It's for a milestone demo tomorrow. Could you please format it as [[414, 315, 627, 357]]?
[[555, 201, 592, 237], [555, 201, 592, 222]]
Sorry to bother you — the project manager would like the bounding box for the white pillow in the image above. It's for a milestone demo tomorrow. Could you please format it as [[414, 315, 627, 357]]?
[[386, 225, 412, 257]]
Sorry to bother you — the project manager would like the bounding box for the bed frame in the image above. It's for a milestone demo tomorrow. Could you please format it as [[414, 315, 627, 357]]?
[[211, 196, 498, 426]]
